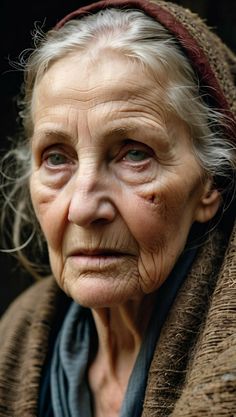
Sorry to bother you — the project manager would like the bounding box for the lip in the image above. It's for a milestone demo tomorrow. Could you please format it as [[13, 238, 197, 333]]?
[[67, 248, 133, 269], [68, 248, 132, 257]]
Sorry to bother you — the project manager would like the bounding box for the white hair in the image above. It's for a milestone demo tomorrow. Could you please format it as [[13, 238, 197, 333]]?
[[1, 7, 235, 275]]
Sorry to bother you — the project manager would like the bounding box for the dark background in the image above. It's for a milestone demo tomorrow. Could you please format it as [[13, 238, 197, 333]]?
[[0, 0, 236, 315]]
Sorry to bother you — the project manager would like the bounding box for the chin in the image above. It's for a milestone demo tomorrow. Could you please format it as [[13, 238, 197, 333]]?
[[57, 259, 142, 308], [62, 272, 141, 309]]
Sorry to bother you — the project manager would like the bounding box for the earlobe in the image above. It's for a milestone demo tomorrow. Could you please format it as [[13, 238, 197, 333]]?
[[194, 185, 221, 223]]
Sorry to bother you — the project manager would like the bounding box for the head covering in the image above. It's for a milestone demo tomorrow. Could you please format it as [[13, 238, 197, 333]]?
[[55, 0, 236, 138]]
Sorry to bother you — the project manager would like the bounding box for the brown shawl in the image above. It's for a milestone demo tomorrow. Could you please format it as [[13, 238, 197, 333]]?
[[0, 0, 236, 415]]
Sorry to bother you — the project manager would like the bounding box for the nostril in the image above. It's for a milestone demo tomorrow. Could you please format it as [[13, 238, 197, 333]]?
[[92, 218, 110, 225]]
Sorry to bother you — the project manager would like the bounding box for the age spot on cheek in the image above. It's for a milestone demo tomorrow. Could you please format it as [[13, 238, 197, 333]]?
[[141, 190, 169, 221], [139, 188, 161, 208], [135, 188, 162, 211], [147, 193, 158, 205]]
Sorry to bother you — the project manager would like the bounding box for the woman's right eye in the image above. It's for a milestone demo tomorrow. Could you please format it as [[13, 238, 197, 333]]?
[[45, 152, 69, 166], [41, 146, 76, 169]]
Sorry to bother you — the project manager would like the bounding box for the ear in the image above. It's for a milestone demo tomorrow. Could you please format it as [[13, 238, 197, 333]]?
[[194, 180, 221, 223]]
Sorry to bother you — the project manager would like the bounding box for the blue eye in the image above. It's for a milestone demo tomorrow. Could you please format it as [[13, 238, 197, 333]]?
[[124, 149, 149, 162], [47, 153, 68, 166]]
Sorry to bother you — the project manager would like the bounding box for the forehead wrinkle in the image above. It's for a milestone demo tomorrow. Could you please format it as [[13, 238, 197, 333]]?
[[102, 103, 168, 134], [87, 113, 172, 151], [33, 67, 171, 147], [47, 80, 161, 105]]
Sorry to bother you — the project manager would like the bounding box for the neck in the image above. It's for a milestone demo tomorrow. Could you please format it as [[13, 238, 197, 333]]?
[[88, 295, 157, 417], [93, 304, 142, 375], [88, 294, 157, 417]]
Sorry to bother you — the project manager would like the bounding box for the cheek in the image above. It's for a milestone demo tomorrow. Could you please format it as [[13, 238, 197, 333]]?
[[120, 182, 191, 250], [118, 180, 200, 293], [30, 175, 69, 250], [30, 186, 66, 279], [47, 249, 64, 281]]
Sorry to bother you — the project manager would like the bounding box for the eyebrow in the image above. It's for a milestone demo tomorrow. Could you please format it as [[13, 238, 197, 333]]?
[[32, 124, 137, 143], [31, 128, 75, 145], [31, 122, 171, 152], [103, 125, 137, 136], [103, 122, 171, 147]]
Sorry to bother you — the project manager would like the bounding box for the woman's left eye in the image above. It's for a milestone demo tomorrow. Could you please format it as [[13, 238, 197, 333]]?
[[123, 149, 151, 162]]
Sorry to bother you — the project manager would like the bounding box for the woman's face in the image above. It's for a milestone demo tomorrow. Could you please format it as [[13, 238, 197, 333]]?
[[30, 50, 219, 307]]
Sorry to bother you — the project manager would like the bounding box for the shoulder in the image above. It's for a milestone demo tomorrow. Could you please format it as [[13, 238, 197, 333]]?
[[172, 334, 236, 416], [1, 276, 54, 311], [0, 276, 69, 416], [0, 276, 65, 349], [0, 278, 69, 417], [172, 221, 236, 415]]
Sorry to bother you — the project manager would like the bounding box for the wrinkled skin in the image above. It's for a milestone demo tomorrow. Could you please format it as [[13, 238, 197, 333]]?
[[30, 50, 220, 309]]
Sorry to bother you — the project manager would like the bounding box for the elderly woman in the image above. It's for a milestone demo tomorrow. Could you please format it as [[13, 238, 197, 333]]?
[[0, 0, 236, 416]]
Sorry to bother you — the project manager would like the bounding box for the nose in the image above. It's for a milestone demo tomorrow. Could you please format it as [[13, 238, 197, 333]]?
[[68, 167, 117, 227]]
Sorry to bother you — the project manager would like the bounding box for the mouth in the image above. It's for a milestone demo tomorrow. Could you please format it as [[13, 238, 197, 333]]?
[[67, 248, 133, 269]]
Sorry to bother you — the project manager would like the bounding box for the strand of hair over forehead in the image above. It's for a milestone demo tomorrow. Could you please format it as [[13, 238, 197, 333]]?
[[1, 7, 235, 278]]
